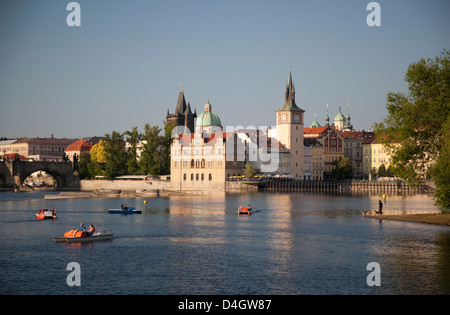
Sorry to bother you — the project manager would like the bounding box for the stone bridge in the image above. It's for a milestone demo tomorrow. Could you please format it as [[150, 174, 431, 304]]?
[[0, 160, 80, 190]]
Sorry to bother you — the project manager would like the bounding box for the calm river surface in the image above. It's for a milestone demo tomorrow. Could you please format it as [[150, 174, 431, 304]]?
[[0, 191, 449, 295]]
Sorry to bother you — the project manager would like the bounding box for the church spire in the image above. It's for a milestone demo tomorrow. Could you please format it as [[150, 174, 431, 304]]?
[[344, 102, 353, 130], [280, 67, 303, 111]]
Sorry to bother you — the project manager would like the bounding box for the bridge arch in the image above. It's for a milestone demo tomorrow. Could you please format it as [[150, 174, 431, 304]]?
[[21, 168, 65, 188], [0, 160, 80, 190]]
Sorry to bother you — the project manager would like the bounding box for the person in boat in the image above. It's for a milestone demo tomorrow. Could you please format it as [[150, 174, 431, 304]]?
[[124, 203, 128, 211], [77, 222, 86, 232], [51, 208, 56, 215], [86, 225, 96, 236]]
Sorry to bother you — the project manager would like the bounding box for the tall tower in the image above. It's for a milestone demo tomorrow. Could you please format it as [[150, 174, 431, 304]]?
[[166, 89, 197, 134], [276, 68, 305, 179]]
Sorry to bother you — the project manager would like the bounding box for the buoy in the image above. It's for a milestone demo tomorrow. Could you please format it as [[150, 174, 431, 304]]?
[[144, 200, 147, 204]]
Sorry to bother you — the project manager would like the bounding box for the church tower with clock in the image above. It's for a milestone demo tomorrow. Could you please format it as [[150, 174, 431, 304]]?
[[276, 68, 305, 179]]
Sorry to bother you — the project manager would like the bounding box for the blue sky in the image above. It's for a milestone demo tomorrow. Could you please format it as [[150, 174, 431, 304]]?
[[0, 0, 449, 138]]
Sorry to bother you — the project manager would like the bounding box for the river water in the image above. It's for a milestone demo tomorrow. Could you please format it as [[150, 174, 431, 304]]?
[[0, 191, 449, 295]]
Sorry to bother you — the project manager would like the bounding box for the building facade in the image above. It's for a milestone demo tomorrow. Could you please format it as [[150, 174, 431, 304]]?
[[65, 139, 93, 161], [0, 137, 78, 162], [362, 138, 394, 179], [339, 130, 375, 179], [304, 125, 344, 180], [170, 101, 245, 190]]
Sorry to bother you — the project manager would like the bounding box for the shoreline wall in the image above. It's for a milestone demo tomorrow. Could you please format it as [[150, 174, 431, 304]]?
[[79, 179, 258, 195]]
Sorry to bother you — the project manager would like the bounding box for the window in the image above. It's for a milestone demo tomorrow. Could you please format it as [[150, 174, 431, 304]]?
[[209, 174, 212, 181], [183, 174, 187, 181], [196, 174, 199, 181], [201, 174, 204, 181], [191, 174, 194, 181]]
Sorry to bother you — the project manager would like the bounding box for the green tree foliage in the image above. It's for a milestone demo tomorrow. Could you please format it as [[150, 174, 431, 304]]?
[[377, 164, 386, 177], [428, 117, 450, 212], [160, 122, 175, 175], [124, 126, 141, 175], [374, 49, 450, 212], [104, 131, 128, 179], [331, 157, 353, 180], [139, 124, 162, 176], [76, 152, 91, 179]]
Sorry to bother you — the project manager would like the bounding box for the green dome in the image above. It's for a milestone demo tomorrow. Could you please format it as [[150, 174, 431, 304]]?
[[196, 102, 222, 127], [334, 111, 345, 121]]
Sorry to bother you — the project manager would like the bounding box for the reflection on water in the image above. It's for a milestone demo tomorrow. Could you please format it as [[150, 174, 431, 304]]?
[[0, 191, 449, 294]]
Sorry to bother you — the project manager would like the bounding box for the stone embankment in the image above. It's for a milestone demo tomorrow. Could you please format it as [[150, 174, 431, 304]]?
[[45, 179, 256, 199]]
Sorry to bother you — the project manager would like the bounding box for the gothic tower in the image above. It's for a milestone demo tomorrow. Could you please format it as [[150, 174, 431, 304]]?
[[166, 89, 197, 134], [276, 68, 305, 179]]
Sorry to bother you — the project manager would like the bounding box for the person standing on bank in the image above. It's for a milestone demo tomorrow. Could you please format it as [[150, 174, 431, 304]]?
[[378, 200, 383, 215]]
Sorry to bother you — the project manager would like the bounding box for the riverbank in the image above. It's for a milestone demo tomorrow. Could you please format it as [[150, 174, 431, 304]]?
[[364, 213, 450, 226]]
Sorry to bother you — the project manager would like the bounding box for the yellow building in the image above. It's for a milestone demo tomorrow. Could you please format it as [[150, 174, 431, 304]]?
[[362, 138, 393, 179]]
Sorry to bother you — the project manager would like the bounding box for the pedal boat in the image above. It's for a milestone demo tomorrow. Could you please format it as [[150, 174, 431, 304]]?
[[36, 209, 57, 220], [53, 229, 113, 243], [238, 205, 253, 215], [108, 207, 142, 214]]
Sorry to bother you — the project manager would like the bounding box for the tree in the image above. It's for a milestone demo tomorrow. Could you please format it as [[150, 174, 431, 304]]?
[[139, 124, 162, 176], [244, 163, 256, 179], [160, 122, 175, 175], [88, 140, 106, 178], [374, 49, 450, 212], [428, 117, 450, 211], [124, 126, 141, 175], [103, 131, 128, 179], [370, 167, 377, 180], [377, 164, 386, 178], [332, 157, 353, 180], [76, 152, 91, 179], [386, 165, 394, 178], [90, 140, 107, 164]]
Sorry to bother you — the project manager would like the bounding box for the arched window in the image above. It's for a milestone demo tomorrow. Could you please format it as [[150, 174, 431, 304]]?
[[183, 174, 187, 181], [201, 174, 204, 181], [209, 174, 212, 181], [190, 159, 194, 167], [196, 174, 199, 181], [191, 174, 194, 181]]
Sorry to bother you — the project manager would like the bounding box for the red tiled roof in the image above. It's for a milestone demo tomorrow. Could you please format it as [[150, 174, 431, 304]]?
[[303, 126, 329, 135], [65, 140, 93, 152], [1, 153, 28, 160], [339, 130, 375, 139]]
